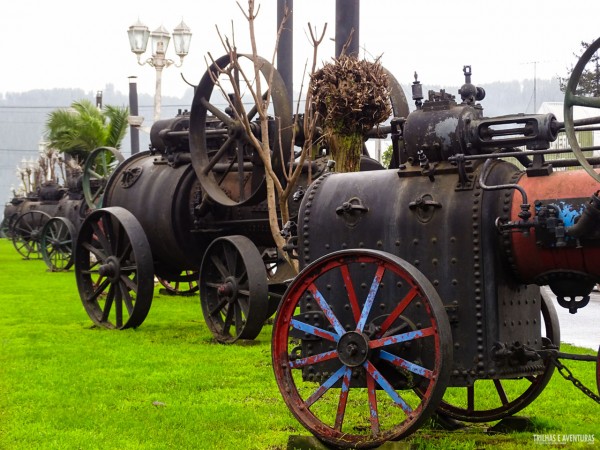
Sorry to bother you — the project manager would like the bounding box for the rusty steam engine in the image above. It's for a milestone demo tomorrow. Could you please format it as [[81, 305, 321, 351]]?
[[270, 50, 600, 446], [70, 36, 600, 448], [3, 147, 123, 271]]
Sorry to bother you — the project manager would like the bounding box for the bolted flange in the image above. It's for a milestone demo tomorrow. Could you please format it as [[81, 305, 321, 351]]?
[[337, 331, 371, 367]]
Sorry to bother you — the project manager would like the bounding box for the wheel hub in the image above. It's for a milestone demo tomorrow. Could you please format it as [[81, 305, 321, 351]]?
[[217, 276, 238, 303], [228, 121, 246, 140], [98, 256, 121, 282], [337, 331, 371, 367]]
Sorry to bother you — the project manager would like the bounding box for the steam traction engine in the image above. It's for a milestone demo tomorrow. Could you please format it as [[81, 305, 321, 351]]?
[[69, 40, 600, 447], [271, 43, 600, 447], [3, 147, 123, 271], [72, 54, 405, 340], [73, 55, 296, 339]]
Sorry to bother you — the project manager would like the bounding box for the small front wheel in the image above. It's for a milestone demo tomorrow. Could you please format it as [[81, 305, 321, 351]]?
[[41, 217, 76, 271], [11, 210, 51, 259], [157, 270, 199, 296], [272, 249, 452, 448], [75, 207, 153, 329], [200, 235, 268, 343]]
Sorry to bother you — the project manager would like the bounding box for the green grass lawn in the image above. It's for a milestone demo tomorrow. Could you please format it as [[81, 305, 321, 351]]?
[[0, 239, 598, 449]]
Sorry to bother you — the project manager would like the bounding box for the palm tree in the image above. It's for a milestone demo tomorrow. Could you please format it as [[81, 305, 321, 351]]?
[[45, 99, 129, 162]]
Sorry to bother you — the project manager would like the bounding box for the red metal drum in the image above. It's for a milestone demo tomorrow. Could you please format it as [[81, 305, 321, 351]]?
[[509, 169, 600, 285]]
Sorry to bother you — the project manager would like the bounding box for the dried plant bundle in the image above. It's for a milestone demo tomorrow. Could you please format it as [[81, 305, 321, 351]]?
[[309, 56, 391, 172]]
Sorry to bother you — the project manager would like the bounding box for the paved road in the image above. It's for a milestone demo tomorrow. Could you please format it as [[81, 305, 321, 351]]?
[[542, 286, 600, 351]]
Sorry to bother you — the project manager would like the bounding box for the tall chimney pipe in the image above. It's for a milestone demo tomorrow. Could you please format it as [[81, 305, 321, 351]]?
[[128, 76, 140, 155], [277, 0, 293, 106], [335, 0, 360, 57]]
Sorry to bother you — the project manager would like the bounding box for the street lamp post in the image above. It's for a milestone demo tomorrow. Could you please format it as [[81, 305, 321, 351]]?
[[127, 19, 192, 122]]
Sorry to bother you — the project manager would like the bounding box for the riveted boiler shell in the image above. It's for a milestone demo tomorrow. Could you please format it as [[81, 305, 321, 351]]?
[[103, 152, 209, 276], [297, 162, 548, 384]]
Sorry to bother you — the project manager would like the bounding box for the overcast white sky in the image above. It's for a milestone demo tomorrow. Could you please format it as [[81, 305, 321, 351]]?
[[1, 0, 599, 99]]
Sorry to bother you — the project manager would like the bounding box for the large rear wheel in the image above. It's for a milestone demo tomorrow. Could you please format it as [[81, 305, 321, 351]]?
[[563, 37, 600, 182], [189, 53, 292, 207], [436, 290, 560, 422]]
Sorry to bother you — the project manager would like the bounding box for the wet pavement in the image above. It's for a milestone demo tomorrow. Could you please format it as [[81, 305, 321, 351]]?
[[542, 286, 600, 351]]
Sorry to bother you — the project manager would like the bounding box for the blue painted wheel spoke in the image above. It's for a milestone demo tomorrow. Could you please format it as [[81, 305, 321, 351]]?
[[369, 327, 435, 349], [356, 266, 385, 332], [306, 364, 347, 408], [334, 367, 353, 431], [364, 361, 412, 414], [379, 350, 434, 379], [290, 319, 340, 342], [289, 349, 339, 369], [307, 284, 346, 336]]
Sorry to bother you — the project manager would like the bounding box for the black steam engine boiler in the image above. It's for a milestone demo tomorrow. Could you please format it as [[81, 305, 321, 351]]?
[[271, 43, 600, 447]]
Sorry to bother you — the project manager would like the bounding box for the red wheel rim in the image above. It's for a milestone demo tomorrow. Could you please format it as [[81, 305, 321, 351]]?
[[596, 347, 600, 394], [272, 249, 451, 448]]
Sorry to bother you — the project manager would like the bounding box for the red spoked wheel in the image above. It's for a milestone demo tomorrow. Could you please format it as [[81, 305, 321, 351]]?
[[596, 347, 600, 394], [272, 249, 452, 448]]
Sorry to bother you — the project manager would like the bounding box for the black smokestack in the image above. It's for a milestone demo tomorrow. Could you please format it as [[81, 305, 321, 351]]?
[[277, 0, 293, 106], [335, 0, 360, 57]]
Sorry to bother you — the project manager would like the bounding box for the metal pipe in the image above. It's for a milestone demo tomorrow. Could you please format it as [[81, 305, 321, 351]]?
[[335, 0, 360, 57], [277, 0, 293, 106], [128, 76, 140, 154], [566, 191, 600, 239]]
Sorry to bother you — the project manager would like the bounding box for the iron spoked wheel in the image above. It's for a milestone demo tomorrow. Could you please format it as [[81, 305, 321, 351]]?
[[263, 248, 298, 319], [384, 67, 409, 119], [200, 235, 268, 344], [436, 290, 560, 422], [189, 53, 293, 207], [157, 270, 200, 296], [75, 207, 153, 329], [272, 249, 452, 448], [11, 210, 51, 259], [41, 217, 76, 271], [82, 146, 125, 209], [1, 214, 17, 239], [563, 36, 600, 182]]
